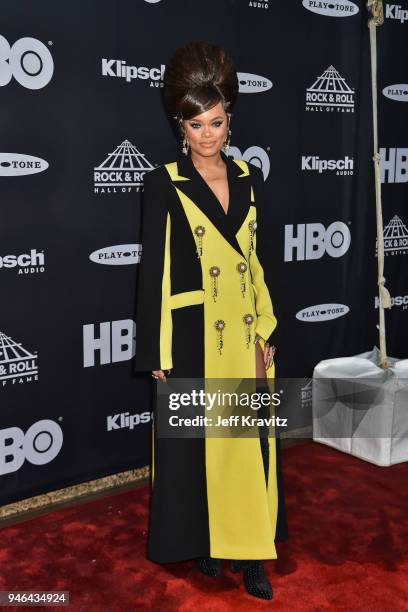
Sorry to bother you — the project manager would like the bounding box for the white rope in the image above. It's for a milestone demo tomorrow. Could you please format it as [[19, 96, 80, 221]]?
[[367, 2, 391, 369]]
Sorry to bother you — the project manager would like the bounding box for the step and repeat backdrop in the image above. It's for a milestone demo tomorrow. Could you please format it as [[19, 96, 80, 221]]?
[[1, 1, 407, 506]]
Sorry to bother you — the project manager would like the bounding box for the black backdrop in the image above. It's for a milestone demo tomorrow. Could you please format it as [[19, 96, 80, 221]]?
[[1, 0, 407, 506]]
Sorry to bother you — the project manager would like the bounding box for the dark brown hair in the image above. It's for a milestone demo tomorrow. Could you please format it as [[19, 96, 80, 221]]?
[[163, 41, 239, 121]]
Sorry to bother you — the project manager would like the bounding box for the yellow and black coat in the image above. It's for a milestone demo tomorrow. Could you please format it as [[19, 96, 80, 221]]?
[[134, 149, 287, 563]]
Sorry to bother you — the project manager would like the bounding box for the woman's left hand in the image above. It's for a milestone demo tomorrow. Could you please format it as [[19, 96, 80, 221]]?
[[255, 334, 276, 369], [263, 343, 276, 369]]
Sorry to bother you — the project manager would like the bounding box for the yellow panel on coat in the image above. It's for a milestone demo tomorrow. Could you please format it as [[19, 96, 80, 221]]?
[[172, 182, 279, 560]]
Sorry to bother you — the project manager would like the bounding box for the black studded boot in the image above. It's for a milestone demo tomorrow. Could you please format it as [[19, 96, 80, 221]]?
[[196, 556, 222, 576], [243, 560, 273, 599], [231, 559, 273, 599]]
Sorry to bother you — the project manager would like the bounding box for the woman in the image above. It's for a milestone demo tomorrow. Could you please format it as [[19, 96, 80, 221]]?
[[134, 41, 287, 601]]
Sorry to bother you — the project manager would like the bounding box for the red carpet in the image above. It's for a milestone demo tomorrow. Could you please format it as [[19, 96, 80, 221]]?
[[1, 441, 407, 611]]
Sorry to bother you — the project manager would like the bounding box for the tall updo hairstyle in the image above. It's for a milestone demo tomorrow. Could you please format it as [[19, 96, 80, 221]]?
[[163, 41, 239, 146]]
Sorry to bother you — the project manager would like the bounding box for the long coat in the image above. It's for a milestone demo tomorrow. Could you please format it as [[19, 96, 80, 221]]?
[[134, 148, 287, 563]]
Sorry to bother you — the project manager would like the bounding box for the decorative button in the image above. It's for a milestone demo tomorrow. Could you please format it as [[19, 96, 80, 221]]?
[[243, 313, 254, 348], [194, 225, 206, 258], [214, 319, 226, 354], [237, 261, 247, 297], [209, 266, 221, 301]]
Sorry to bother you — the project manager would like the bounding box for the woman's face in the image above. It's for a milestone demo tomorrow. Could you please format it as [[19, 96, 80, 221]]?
[[183, 101, 228, 158]]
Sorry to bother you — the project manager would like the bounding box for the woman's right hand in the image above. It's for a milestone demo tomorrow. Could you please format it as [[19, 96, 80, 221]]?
[[152, 369, 171, 383]]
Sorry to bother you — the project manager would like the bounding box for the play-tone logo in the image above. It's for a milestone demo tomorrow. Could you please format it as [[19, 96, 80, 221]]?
[[0, 153, 49, 176], [306, 65, 354, 112], [382, 84, 408, 101], [285, 221, 351, 261], [237, 72, 272, 93], [0, 248, 45, 274], [376, 215, 408, 256], [94, 140, 155, 193], [385, 4, 408, 22], [89, 244, 142, 265], [227, 146, 270, 180], [380, 148, 408, 183], [0, 35, 54, 89], [83, 319, 136, 367], [0, 331, 38, 386], [0, 420, 63, 475], [296, 304, 350, 322], [302, 0, 359, 17], [301, 155, 353, 175]]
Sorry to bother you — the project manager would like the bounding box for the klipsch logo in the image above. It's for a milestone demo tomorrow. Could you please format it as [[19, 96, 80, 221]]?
[[94, 140, 155, 193], [101, 58, 164, 86], [0, 420, 63, 475], [382, 84, 408, 102], [306, 65, 354, 112], [0, 331, 38, 386], [380, 148, 408, 183], [0, 35, 54, 89], [285, 221, 351, 261], [0, 248, 45, 274], [227, 146, 270, 179], [301, 155, 354, 175], [83, 319, 136, 367], [386, 4, 408, 22], [89, 244, 142, 265], [107, 411, 152, 431], [376, 215, 408, 256], [296, 304, 350, 322], [375, 293, 408, 309], [302, 0, 359, 17], [248, 0, 269, 8], [0, 153, 49, 176], [237, 72, 272, 93]]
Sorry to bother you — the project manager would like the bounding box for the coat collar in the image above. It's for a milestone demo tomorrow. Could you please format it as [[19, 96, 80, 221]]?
[[169, 149, 252, 260]]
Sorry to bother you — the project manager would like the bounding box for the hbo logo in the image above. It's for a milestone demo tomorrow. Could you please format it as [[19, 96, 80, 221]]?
[[284, 221, 351, 262], [0, 419, 63, 475], [83, 319, 136, 367], [0, 35, 54, 90]]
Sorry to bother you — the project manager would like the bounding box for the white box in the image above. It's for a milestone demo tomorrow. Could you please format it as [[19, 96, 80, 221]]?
[[312, 346, 408, 466]]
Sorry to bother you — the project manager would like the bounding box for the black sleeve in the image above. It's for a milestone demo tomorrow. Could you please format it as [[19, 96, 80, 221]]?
[[133, 168, 173, 373]]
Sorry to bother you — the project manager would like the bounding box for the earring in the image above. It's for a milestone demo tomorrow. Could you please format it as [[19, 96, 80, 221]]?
[[223, 113, 232, 153], [175, 112, 189, 155], [182, 131, 189, 156]]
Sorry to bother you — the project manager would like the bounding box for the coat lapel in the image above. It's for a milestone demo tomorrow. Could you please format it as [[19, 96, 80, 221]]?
[[170, 149, 252, 260]]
